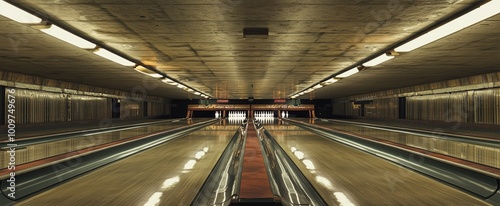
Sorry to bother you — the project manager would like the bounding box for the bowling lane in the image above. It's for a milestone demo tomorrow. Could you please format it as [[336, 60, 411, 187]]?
[[266, 124, 489, 206], [292, 118, 500, 169], [17, 124, 240, 206], [0, 118, 211, 169]]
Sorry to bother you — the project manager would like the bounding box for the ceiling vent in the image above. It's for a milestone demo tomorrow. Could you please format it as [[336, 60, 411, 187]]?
[[243, 28, 269, 39]]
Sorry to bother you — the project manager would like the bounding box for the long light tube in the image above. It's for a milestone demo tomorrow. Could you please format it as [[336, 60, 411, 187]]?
[[161, 78, 178, 86], [313, 84, 323, 89], [94, 48, 135, 66], [41, 24, 96, 49], [0, 1, 42, 24], [395, 0, 500, 52], [335, 67, 359, 78], [134, 66, 163, 78], [304, 88, 315, 93], [323, 78, 338, 85], [363, 54, 394, 67]]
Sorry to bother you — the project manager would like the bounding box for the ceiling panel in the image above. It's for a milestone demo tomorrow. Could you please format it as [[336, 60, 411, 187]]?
[[0, 0, 497, 99]]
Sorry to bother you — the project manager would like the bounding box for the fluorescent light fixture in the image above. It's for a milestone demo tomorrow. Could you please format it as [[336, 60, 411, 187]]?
[[161, 78, 178, 86], [313, 84, 323, 89], [299, 92, 305, 95], [363, 54, 394, 67], [134, 66, 162, 78], [94, 48, 135, 66], [41, 24, 96, 49], [176, 84, 186, 89], [336, 67, 359, 78], [305, 88, 315, 93], [187, 88, 194, 92], [0, 1, 42, 24], [323, 78, 338, 85], [203, 147, 209, 152], [395, 0, 500, 52], [194, 92, 201, 95], [161, 78, 173, 83]]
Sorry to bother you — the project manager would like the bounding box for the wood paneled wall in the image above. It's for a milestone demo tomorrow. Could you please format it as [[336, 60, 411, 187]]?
[[4, 88, 169, 125]]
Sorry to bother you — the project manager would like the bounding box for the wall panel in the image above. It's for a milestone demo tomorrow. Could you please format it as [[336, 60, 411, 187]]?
[[473, 90, 496, 124], [148, 101, 166, 117], [333, 100, 360, 117], [365, 98, 398, 119], [406, 92, 468, 123], [8, 88, 67, 124], [70, 95, 111, 121], [120, 99, 143, 119]]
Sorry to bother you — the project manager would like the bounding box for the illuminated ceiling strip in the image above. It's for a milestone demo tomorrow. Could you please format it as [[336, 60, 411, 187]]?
[[134, 65, 163, 78], [313, 84, 323, 89], [1, 1, 213, 98], [335, 67, 359, 78], [395, 0, 500, 52], [292, 1, 500, 98], [0, 1, 42, 24], [41, 24, 96, 49], [363, 54, 394, 67], [94, 48, 135, 67], [323, 78, 338, 85]]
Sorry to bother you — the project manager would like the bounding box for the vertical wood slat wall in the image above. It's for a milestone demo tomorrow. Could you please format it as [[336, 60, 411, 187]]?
[[148, 101, 166, 117], [12, 89, 67, 124], [332, 100, 360, 117], [365, 98, 398, 119], [120, 99, 143, 119], [70, 95, 112, 121], [333, 88, 499, 125], [5, 88, 167, 125], [406, 92, 468, 123], [473, 89, 496, 124]]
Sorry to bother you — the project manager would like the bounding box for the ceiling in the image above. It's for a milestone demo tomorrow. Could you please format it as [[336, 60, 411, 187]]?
[[0, 0, 499, 99]]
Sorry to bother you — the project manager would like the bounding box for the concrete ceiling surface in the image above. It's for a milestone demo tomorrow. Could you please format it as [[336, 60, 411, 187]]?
[[0, 0, 499, 99]]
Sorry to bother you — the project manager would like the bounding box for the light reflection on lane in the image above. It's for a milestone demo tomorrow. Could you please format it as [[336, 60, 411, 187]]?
[[143, 144, 211, 206], [268, 123, 488, 205], [289, 146, 355, 205]]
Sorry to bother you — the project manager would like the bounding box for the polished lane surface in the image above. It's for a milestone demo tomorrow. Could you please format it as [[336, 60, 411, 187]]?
[[266, 123, 490, 206], [17, 123, 239, 206], [0, 119, 211, 169], [294, 118, 500, 169]]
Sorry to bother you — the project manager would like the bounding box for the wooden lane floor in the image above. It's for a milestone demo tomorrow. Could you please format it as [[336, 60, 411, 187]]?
[[0, 119, 208, 170], [266, 124, 490, 206], [17, 124, 240, 206], [296, 118, 500, 169]]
